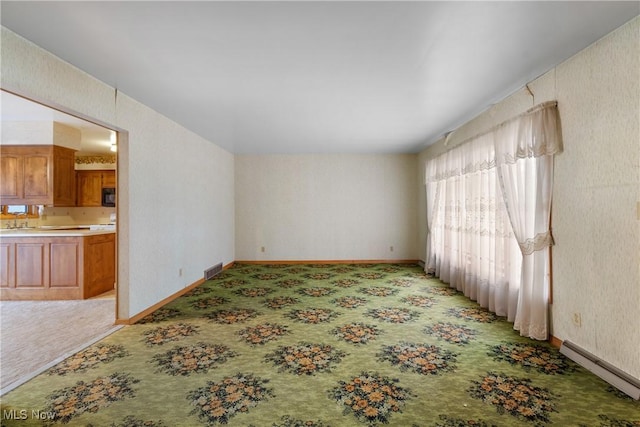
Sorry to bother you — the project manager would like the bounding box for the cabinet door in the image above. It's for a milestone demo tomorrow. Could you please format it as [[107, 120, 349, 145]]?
[[101, 170, 116, 188], [0, 242, 15, 288], [84, 233, 115, 297], [0, 154, 23, 203], [50, 241, 79, 287], [53, 146, 77, 206], [0, 145, 54, 205], [1, 145, 80, 206], [15, 242, 47, 288], [77, 171, 103, 206], [23, 153, 51, 203]]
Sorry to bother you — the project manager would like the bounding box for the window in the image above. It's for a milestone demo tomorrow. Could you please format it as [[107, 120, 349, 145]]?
[[0, 205, 40, 220]]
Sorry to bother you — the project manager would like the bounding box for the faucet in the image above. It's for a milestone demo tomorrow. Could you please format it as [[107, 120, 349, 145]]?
[[3, 213, 28, 229], [8, 213, 28, 229]]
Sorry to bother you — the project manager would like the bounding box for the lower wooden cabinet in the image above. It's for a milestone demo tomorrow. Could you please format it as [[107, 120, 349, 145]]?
[[0, 233, 115, 300], [84, 233, 116, 297], [16, 241, 48, 288]]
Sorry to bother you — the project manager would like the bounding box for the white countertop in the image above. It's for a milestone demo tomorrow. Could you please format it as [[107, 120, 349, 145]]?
[[0, 225, 116, 238]]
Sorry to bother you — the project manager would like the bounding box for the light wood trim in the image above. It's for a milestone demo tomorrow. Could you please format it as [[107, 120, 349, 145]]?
[[116, 261, 235, 325], [235, 259, 420, 265], [549, 335, 562, 348], [118, 278, 205, 325], [549, 200, 554, 305]]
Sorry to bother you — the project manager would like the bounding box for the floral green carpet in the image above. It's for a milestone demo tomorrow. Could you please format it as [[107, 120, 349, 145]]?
[[1, 263, 638, 426]]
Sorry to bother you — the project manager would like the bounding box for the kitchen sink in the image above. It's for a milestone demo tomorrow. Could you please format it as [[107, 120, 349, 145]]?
[[35, 225, 90, 230]]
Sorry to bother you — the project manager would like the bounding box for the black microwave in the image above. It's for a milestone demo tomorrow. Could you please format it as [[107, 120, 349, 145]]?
[[102, 187, 116, 207]]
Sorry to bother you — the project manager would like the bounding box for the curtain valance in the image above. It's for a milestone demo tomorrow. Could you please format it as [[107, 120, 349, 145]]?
[[426, 101, 562, 182]]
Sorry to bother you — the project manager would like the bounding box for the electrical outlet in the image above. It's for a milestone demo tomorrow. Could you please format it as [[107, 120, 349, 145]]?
[[572, 312, 582, 327], [179, 268, 183, 277], [390, 245, 394, 252], [261, 246, 265, 253]]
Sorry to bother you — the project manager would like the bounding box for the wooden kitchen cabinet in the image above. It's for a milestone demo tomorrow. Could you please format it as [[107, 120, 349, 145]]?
[[102, 170, 116, 187], [0, 232, 116, 300], [84, 233, 116, 297], [52, 145, 77, 206], [76, 170, 116, 207], [0, 146, 49, 204], [0, 241, 15, 289], [76, 171, 103, 206], [0, 145, 76, 206]]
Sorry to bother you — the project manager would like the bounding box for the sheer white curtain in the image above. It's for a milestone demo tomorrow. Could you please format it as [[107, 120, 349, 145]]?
[[495, 102, 562, 339], [425, 102, 562, 340], [426, 132, 521, 322]]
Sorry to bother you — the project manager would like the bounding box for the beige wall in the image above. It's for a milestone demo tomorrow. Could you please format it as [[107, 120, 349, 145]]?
[[1, 27, 236, 320], [418, 17, 640, 378], [235, 154, 419, 261]]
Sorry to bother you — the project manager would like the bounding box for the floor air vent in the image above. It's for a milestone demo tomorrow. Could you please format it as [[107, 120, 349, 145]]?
[[204, 262, 223, 280], [560, 340, 640, 400]]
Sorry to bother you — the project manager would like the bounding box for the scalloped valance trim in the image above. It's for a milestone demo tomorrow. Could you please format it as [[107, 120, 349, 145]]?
[[426, 101, 562, 183]]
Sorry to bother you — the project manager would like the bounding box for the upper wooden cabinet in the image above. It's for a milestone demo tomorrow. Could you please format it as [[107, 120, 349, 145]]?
[[0, 145, 76, 206], [76, 170, 116, 207], [101, 170, 116, 188], [76, 170, 103, 207], [52, 145, 77, 206]]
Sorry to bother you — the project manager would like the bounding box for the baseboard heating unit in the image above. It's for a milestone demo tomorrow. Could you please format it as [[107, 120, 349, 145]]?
[[560, 340, 640, 400], [204, 262, 223, 280]]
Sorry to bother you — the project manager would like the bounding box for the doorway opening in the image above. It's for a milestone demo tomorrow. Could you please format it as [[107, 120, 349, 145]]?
[[0, 89, 125, 394]]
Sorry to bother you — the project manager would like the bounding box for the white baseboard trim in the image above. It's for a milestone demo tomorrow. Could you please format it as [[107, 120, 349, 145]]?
[[560, 340, 640, 400]]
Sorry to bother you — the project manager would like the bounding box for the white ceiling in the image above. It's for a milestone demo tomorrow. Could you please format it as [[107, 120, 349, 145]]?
[[1, 90, 114, 154], [1, 1, 638, 154]]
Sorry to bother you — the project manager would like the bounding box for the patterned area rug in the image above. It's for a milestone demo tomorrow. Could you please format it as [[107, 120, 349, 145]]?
[[1, 263, 638, 426]]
